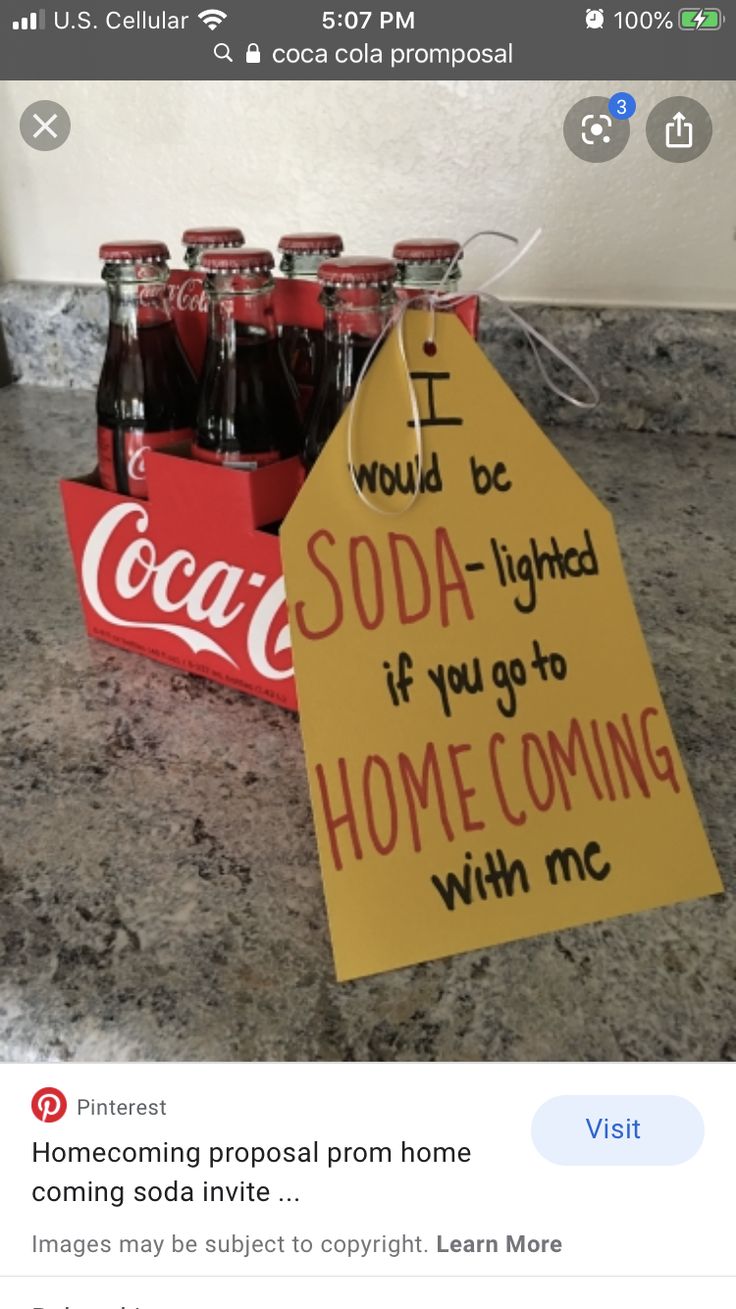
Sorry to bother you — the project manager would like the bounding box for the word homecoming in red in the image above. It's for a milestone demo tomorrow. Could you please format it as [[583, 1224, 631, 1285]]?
[[314, 706, 680, 872]]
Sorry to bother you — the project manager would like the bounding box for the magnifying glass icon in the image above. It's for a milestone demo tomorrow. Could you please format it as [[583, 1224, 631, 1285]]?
[[214, 42, 233, 62]]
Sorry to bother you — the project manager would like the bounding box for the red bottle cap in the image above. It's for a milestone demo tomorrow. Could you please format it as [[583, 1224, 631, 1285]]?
[[182, 226, 245, 246], [278, 232, 344, 255], [200, 247, 275, 273], [99, 240, 170, 261], [392, 238, 462, 262], [318, 256, 397, 286]]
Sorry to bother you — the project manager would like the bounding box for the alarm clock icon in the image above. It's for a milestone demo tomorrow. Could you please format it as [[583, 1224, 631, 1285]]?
[[586, 8, 605, 27]]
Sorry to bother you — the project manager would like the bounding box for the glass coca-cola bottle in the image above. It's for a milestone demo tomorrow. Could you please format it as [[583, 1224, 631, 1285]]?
[[171, 230, 244, 378], [277, 232, 344, 400], [194, 247, 301, 469], [182, 226, 245, 270], [393, 238, 462, 300], [96, 240, 197, 498], [303, 256, 397, 470]]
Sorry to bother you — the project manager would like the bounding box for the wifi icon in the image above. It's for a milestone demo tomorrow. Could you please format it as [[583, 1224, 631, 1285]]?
[[198, 7, 228, 30]]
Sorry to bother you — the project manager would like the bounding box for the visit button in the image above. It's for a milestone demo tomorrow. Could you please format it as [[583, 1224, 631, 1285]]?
[[532, 1096, 704, 1165]]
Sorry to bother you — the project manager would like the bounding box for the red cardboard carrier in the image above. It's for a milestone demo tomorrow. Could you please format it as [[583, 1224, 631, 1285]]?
[[61, 452, 302, 711], [61, 277, 479, 711]]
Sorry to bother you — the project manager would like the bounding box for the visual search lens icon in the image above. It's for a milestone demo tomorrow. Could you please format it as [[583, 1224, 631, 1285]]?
[[31, 1087, 68, 1123], [582, 112, 612, 145], [563, 96, 630, 163]]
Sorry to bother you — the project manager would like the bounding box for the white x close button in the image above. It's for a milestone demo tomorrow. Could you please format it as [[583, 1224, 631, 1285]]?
[[33, 112, 59, 138], [20, 100, 71, 151]]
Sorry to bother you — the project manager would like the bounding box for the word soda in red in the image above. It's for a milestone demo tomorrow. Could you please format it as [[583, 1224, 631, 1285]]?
[[97, 241, 197, 498], [303, 256, 397, 470], [194, 247, 302, 470], [278, 231, 343, 410], [393, 237, 463, 299]]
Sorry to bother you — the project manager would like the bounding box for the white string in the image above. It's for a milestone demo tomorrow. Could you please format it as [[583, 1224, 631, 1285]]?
[[346, 298, 424, 516], [487, 293, 600, 410], [347, 229, 527, 515], [346, 227, 600, 517], [427, 228, 521, 348], [440, 228, 519, 291]]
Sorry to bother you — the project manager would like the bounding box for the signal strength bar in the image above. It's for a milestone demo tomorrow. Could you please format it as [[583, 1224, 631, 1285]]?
[[12, 9, 46, 29]]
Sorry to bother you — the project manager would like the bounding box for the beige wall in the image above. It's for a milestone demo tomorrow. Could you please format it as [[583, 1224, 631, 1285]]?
[[0, 78, 734, 307]]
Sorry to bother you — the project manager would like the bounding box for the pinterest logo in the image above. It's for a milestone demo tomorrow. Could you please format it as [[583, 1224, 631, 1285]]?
[[31, 1087, 68, 1123]]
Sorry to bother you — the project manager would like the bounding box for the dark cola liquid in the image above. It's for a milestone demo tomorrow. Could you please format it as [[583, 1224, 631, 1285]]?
[[97, 320, 197, 494], [281, 325, 324, 392], [196, 327, 301, 466], [97, 320, 197, 431], [304, 336, 375, 468]]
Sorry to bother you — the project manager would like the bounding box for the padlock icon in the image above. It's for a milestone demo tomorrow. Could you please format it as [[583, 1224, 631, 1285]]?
[[245, 42, 261, 64]]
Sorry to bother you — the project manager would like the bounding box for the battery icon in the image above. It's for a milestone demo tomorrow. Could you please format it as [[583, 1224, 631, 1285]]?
[[678, 7, 722, 28]]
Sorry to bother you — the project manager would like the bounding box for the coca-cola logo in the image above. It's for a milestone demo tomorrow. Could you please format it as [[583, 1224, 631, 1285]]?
[[169, 276, 208, 314], [127, 446, 149, 482], [80, 502, 292, 681]]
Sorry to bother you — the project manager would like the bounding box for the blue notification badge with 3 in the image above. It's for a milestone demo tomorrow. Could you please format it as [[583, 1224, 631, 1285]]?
[[609, 91, 637, 119]]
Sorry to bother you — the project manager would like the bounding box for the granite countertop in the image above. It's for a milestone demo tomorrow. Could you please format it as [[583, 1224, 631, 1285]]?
[[0, 385, 734, 1062]]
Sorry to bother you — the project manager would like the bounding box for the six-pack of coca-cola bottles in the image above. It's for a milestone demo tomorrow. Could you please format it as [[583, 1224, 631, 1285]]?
[[96, 228, 462, 498]]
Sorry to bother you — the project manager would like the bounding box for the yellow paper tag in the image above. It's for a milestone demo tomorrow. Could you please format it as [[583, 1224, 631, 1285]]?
[[281, 311, 723, 982]]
